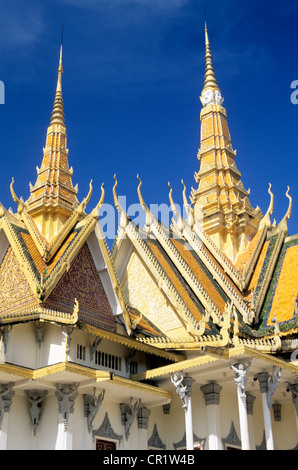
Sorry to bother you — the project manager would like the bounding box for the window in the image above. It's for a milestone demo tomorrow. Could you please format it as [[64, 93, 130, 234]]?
[[94, 350, 122, 371], [77, 344, 86, 360], [96, 439, 116, 450], [129, 361, 138, 375]]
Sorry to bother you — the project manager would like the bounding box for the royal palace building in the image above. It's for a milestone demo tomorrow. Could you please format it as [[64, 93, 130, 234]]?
[[0, 23, 297, 450]]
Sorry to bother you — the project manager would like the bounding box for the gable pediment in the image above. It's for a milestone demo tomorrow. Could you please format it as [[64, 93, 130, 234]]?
[[45, 242, 118, 332]]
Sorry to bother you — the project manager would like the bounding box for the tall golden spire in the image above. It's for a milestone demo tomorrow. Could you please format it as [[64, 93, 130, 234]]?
[[191, 22, 262, 261], [26, 39, 79, 241]]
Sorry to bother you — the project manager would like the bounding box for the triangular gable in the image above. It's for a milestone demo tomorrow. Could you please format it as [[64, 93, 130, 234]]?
[[45, 242, 117, 332], [0, 246, 37, 317]]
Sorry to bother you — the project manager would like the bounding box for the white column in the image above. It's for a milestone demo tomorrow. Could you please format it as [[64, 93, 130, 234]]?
[[200, 383, 223, 450], [56, 415, 74, 450], [0, 383, 14, 450], [236, 385, 250, 449], [183, 376, 195, 450], [254, 372, 274, 450], [170, 373, 194, 450], [0, 412, 9, 450], [230, 361, 252, 450], [246, 393, 256, 450]]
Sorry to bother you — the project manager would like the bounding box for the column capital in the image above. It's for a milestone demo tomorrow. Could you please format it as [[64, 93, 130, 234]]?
[[183, 376, 195, 398], [201, 383, 222, 406], [254, 372, 270, 393]]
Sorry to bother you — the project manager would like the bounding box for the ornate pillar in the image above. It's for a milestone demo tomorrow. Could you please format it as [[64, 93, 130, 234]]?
[[230, 360, 252, 450], [171, 373, 194, 450], [200, 383, 222, 450], [246, 393, 256, 450], [286, 382, 298, 438], [254, 367, 281, 450], [137, 406, 151, 449], [0, 383, 14, 450], [55, 382, 78, 450]]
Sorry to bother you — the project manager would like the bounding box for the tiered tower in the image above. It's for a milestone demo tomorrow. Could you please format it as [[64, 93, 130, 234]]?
[[191, 22, 262, 261], [26, 44, 79, 241]]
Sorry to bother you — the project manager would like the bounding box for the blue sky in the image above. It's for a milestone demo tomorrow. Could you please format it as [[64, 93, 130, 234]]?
[[0, 0, 297, 243]]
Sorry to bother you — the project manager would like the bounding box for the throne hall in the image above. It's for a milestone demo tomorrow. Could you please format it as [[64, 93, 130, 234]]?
[[0, 23, 297, 450]]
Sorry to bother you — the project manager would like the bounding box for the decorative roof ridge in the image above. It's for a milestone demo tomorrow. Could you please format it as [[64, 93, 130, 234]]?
[[151, 217, 223, 325], [111, 178, 205, 339], [182, 224, 253, 323], [124, 221, 204, 339], [170, 182, 254, 315], [136, 178, 223, 326]]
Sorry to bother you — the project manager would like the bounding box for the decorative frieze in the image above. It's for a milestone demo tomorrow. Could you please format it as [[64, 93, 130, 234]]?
[[148, 423, 166, 450], [93, 412, 122, 443]]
